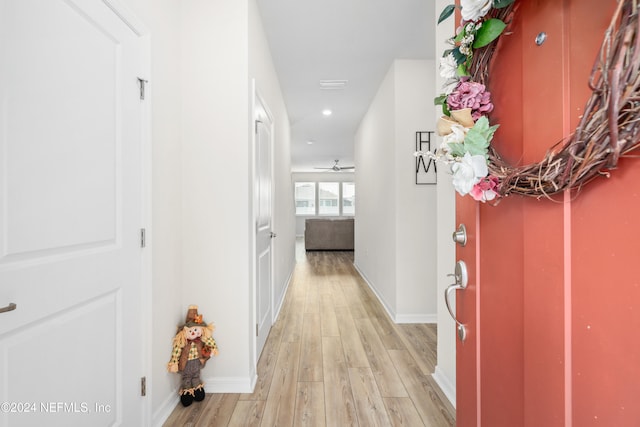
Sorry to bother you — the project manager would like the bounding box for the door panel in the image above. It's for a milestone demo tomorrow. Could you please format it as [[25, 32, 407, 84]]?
[[520, 1, 567, 424], [0, 0, 146, 425], [255, 93, 273, 358], [568, 1, 635, 425]]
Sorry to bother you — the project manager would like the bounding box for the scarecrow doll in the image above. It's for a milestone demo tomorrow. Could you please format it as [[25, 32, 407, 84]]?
[[167, 305, 219, 406]]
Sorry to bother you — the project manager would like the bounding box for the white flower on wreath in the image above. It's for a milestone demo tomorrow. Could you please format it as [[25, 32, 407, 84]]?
[[461, 0, 493, 22], [442, 78, 460, 95], [442, 124, 467, 149], [439, 53, 458, 80], [451, 152, 488, 196]]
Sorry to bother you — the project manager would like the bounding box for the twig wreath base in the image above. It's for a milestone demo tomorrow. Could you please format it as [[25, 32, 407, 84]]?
[[465, 0, 640, 200]]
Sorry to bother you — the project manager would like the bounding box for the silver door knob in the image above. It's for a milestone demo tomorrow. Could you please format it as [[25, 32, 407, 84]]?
[[452, 224, 467, 246]]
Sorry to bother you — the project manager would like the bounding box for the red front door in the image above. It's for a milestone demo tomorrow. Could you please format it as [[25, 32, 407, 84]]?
[[454, 1, 639, 425]]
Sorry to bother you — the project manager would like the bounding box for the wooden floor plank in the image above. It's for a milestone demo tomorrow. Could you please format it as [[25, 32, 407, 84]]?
[[354, 318, 408, 398], [348, 367, 392, 426], [335, 306, 370, 368], [323, 336, 359, 426], [387, 349, 455, 427], [319, 292, 340, 337], [294, 382, 326, 427], [228, 400, 265, 427], [299, 312, 323, 382], [383, 397, 426, 427], [396, 323, 438, 375], [260, 341, 301, 426], [193, 393, 239, 426]]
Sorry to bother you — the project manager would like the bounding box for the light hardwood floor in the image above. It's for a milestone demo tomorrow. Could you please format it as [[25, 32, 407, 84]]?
[[163, 241, 455, 426]]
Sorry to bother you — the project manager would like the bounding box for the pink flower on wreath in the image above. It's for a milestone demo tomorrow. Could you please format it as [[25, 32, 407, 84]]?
[[470, 175, 500, 202], [447, 78, 494, 121]]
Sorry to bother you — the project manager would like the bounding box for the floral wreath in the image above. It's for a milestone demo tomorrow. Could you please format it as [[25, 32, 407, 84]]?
[[418, 0, 640, 203]]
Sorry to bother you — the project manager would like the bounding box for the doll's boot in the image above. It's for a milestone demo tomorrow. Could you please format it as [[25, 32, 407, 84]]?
[[194, 384, 205, 402], [180, 388, 195, 407]]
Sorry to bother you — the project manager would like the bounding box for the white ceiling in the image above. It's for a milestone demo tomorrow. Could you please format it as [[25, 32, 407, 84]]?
[[255, 0, 435, 172]]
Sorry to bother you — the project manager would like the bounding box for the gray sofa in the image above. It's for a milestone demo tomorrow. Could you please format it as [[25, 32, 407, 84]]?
[[304, 218, 354, 251]]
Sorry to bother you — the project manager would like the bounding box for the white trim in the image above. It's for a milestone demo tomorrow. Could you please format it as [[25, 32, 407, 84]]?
[[152, 392, 179, 427], [251, 80, 276, 376], [273, 267, 294, 322], [433, 365, 456, 408], [102, 0, 150, 35], [202, 375, 257, 393], [395, 313, 437, 324], [353, 262, 436, 324], [138, 31, 153, 427], [353, 262, 397, 322]]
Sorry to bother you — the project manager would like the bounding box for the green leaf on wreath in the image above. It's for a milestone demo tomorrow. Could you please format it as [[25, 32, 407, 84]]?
[[473, 18, 507, 48], [442, 102, 451, 116], [447, 143, 466, 158], [438, 4, 456, 25], [452, 47, 467, 65], [493, 0, 516, 8], [434, 94, 447, 106], [464, 117, 499, 159], [457, 63, 470, 77]]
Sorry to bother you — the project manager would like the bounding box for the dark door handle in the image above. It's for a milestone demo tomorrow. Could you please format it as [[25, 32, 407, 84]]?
[[0, 303, 16, 314]]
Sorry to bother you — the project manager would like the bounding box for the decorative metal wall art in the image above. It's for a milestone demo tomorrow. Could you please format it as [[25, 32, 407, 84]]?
[[415, 131, 437, 185]]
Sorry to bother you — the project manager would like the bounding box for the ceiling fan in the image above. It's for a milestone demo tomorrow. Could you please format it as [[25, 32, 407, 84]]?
[[314, 159, 355, 172]]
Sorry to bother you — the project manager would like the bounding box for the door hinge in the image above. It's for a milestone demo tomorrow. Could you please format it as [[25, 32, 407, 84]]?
[[140, 228, 146, 248], [137, 77, 148, 100], [141, 377, 146, 396], [255, 119, 263, 133], [256, 323, 259, 337]]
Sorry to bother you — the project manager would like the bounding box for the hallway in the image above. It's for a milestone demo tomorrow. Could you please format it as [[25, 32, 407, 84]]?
[[164, 242, 454, 426]]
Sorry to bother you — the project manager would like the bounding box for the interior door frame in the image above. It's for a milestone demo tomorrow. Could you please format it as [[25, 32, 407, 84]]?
[[103, 0, 153, 422], [250, 80, 275, 373]]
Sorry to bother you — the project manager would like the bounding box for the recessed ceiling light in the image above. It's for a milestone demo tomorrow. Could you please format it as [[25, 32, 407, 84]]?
[[322, 109, 332, 116], [307, 140, 314, 145], [319, 79, 348, 90]]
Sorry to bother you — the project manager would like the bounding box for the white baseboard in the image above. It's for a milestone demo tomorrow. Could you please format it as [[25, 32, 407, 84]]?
[[353, 262, 397, 321], [432, 365, 456, 408], [202, 375, 257, 393], [152, 391, 179, 427], [395, 313, 437, 324], [353, 263, 437, 324], [274, 266, 294, 322]]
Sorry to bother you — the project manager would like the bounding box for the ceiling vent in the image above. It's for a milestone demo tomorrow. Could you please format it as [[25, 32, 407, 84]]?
[[319, 79, 348, 90]]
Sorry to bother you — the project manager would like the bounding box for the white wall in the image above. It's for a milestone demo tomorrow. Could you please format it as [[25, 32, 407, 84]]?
[[292, 171, 355, 236], [354, 67, 397, 314], [394, 60, 438, 322], [354, 60, 437, 322], [147, 1, 185, 423], [432, 0, 457, 407], [179, 0, 252, 395]]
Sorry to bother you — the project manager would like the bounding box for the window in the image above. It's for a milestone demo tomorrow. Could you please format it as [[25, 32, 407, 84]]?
[[342, 182, 355, 216], [295, 182, 315, 215], [318, 182, 339, 215], [294, 181, 355, 216]]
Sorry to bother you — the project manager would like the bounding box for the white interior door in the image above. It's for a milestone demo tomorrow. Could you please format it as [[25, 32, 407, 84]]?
[[0, 0, 148, 425], [254, 92, 273, 359]]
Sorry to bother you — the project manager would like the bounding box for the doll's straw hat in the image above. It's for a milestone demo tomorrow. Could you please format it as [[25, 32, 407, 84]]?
[[182, 305, 208, 328]]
